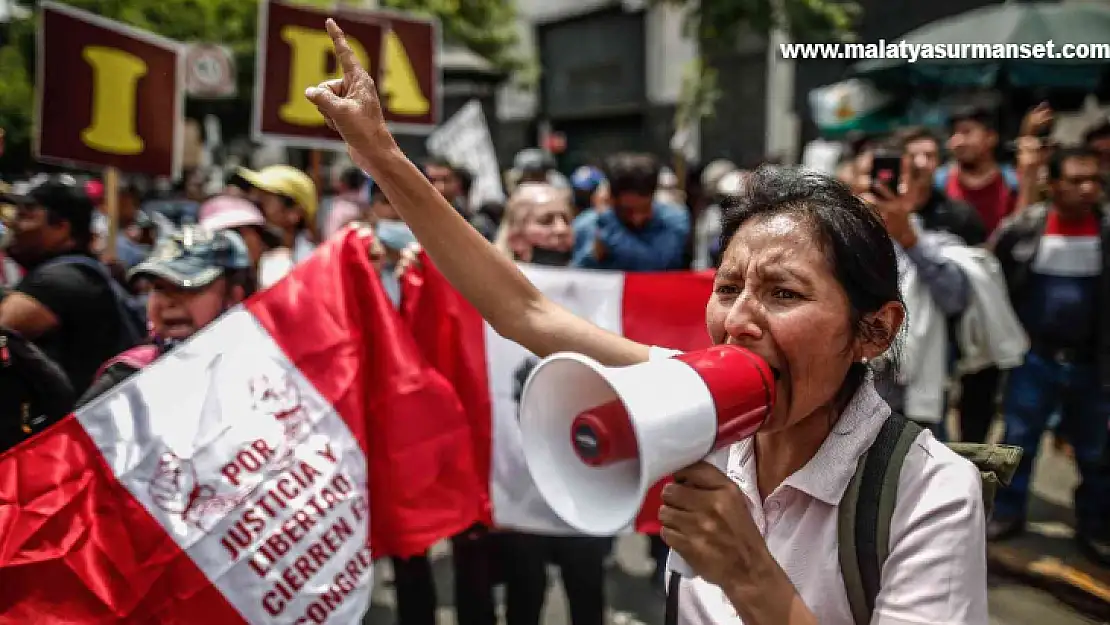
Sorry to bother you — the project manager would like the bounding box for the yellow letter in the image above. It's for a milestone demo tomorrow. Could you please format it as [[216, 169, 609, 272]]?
[[279, 25, 369, 126], [81, 46, 147, 155], [381, 31, 429, 117]]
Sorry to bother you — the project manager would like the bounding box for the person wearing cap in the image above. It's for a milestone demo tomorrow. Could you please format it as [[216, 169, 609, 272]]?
[[76, 226, 256, 407], [198, 195, 282, 276], [235, 164, 319, 264], [0, 174, 140, 397], [570, 166, 605, 215], [571, 152, 691, 272]]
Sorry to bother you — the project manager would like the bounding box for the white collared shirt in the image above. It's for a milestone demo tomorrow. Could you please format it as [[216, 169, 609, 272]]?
[[650, 347, 988, 625]]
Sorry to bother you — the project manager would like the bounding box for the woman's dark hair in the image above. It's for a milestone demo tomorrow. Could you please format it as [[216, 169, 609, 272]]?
[[719, 166, 903, 403]]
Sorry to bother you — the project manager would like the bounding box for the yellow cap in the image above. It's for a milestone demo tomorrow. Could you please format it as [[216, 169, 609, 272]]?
[[236, 165, 318, 223]]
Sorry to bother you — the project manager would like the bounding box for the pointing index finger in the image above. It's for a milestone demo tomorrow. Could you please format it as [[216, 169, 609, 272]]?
[[325, 18, 361, 78]]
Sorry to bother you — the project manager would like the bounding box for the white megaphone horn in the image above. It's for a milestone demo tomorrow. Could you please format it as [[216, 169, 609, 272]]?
[[519, 344, 777, 539]]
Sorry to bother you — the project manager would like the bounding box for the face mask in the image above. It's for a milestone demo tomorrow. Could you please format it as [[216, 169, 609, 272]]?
[[529, 246, 572, 267], [376, 219, 417, 251]]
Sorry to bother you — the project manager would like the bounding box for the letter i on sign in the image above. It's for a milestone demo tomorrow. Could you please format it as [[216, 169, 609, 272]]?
[[279, 25, 370, 126], [81, 46, 147, 155]]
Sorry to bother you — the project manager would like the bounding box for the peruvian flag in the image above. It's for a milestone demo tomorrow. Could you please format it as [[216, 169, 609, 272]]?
[[401, 253, 713, 534], [0, 230, 483, 622]]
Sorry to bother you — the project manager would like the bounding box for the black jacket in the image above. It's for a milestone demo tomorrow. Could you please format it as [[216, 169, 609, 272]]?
[[0, 326, 75, 454], [917, 189, 987, 247], [990, 202, 1110, 389]]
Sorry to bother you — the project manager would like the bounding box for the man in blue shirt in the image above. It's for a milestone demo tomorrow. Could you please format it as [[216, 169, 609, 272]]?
[[571, 153, 691, 271]]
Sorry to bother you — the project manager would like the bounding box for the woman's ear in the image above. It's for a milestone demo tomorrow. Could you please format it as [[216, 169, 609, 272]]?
[[856, 301, 905, 362]]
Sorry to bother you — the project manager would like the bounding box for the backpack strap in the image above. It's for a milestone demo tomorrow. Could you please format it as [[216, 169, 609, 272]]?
[[838, 413, 923, 625], [94, 344, 160, 381]]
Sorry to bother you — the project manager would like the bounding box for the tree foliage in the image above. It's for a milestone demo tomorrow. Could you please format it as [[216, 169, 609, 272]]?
[[658, 0, 857, 130], [377, 0, 522, 74], [657, 0, 858, 52], [0, 0, 520, 171]]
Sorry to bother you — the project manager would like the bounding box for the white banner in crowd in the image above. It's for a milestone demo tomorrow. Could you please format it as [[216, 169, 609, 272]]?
[[426, 99, 506, 207]]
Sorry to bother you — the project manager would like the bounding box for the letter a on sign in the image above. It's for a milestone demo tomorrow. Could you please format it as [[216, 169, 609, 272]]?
[[381, 31, 429, 117], [36, 2, 184, 178], [255, 0, 384, 149]]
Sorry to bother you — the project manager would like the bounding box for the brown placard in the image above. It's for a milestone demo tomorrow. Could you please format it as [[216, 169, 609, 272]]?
[[36, 1, 184, 178], [337, 6, 441, 133], [253, 0, 441, 149]]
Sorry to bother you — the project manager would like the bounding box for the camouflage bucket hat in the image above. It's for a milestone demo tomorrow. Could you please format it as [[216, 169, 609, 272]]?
[[128, 225, 251, 290]]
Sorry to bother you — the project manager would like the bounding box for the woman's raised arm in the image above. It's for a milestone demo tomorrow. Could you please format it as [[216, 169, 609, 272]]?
[[306, 19, 649, 366]]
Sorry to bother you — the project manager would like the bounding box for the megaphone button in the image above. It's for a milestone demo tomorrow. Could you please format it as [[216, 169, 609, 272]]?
[[570, 400, 639, 467], [573, 424, 601, 459]]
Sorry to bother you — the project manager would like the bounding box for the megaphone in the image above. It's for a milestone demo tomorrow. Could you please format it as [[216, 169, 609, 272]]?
[[519, 345, 776, 537]]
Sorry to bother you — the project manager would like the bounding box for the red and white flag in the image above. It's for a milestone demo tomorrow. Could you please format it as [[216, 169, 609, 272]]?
[[0, 231, 483, 623], [401, 254, 713, 535]]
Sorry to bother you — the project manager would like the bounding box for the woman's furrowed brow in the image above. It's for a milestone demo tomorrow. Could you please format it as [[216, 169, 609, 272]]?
[[714, 266, 743, 282]]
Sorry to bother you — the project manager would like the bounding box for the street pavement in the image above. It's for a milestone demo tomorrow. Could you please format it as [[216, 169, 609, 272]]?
[[363, 434, 1107, 625]]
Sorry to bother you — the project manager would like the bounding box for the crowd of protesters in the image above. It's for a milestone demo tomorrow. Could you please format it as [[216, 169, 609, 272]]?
[[0, 94, 1109, 623]]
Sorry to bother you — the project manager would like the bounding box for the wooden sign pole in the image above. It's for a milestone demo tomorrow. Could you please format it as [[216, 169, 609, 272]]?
[[103, 166, 120, 259]]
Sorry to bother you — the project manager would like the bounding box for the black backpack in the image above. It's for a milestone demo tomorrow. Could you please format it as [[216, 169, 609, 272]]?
[[0, 326, 75, 454], [38, 254, 147, 349]]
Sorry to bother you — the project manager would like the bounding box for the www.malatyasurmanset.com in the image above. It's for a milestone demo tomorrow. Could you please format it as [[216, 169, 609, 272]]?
[[780, 40, 1110, 62]]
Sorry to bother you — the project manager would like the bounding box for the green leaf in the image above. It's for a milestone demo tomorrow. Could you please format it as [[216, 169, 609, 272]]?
[[652, 0, 858, 118]]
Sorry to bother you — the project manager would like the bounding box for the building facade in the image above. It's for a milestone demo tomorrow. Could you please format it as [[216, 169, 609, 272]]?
[[497, 0, 1008, 171]]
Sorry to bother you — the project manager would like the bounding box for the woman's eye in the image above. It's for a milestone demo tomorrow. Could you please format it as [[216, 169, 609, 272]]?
[[714, 284, 739, 295], [772, 288, 800, 300]]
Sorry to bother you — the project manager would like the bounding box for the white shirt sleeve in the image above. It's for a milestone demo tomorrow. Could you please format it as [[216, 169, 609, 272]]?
[[874, 434, 989, 625]]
